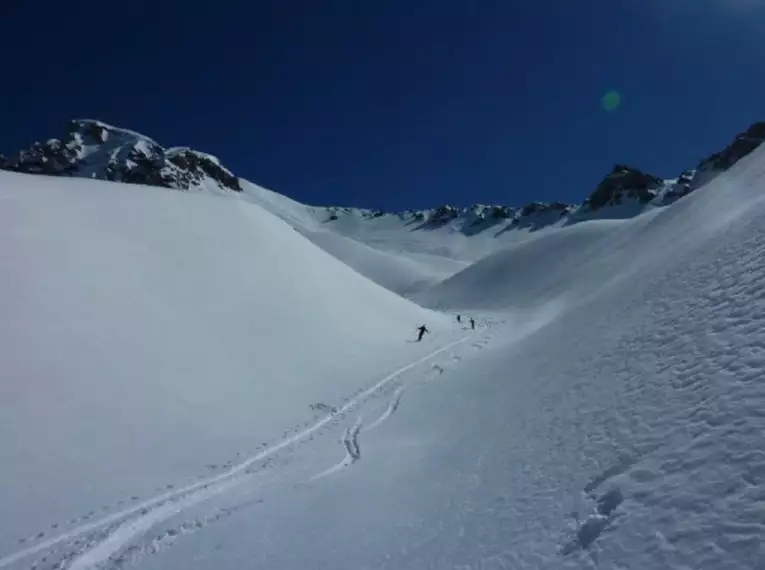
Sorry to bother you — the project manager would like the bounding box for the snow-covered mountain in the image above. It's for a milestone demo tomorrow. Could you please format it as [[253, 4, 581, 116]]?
[[4, 119, 763, 292], [0, 120, 241, 194], [692, 121, 765, 189], [3, 119, 765, 570], [4, 120, 764, 240]]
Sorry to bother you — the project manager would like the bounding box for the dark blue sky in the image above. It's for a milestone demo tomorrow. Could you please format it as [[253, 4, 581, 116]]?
[[2, 0, 765, 210]]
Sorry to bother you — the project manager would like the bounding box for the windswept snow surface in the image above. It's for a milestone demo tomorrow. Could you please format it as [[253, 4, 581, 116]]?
[[4, 144, 765, 570]]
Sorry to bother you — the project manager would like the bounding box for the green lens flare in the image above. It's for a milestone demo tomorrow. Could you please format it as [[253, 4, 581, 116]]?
[[601, 90, 621, 112]]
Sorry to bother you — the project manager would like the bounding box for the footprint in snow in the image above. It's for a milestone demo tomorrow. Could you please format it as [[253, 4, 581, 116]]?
[[561, 487, 624, 555]]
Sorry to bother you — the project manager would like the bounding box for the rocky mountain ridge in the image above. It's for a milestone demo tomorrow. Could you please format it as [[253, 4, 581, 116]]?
[[323, 121, 765, 229], [3, 119, 764, 232], [0, 119, 241, 193]]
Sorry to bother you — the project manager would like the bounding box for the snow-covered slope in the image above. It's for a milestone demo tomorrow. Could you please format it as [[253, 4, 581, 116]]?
[[238, 180, 469, 295], [79, 129, 765, 570], [690, 121, 765, 190], [4, 120, 764, 299], [0, 170, 461, 560], [4, 119, 765, 570], [416, 218, 632, 312], [237, 125, 765, 295]]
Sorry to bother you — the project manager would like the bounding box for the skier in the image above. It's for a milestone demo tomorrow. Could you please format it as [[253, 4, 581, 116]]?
[[457, 314, 461, 324], [469, 317, 475, 330], [416, 324, 429, 342]]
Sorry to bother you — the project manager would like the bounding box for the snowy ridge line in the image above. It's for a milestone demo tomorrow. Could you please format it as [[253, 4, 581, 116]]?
[[0, 323, 486, 569]]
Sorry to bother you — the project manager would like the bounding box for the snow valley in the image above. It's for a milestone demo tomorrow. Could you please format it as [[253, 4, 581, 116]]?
[[2, 120, 765, 569]]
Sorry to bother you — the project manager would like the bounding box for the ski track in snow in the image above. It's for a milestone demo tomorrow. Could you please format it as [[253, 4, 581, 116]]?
[[310, 329, 480, 482], [311, 382, 408, 482], [65, 479, 243, 570], [0, 324, 486, 570], [342, 417, 363, 463], [310, 416, 365, 482], [365, 385, 406, 432], [114, 495, 270, 568]]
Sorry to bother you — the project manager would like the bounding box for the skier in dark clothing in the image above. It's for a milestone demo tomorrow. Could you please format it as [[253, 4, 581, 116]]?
[[457, 314, 461, 323], [469, 317, 475, 330], [416, 325, 429, 342]]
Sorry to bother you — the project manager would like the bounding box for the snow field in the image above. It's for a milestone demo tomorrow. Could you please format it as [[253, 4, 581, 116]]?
[[3, 141, 765, 569]]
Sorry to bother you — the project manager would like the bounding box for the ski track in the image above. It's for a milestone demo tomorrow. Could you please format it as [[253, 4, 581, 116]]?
[[308, 452, 354, 482], [365, 385, 405, 432], [310, 329, 475, 482], [311, 328, 482, 482], [66, 478, 243, 570], [312, 385, 404, 481], [125, 494, 269, 566], [0, 323, 486, 570], [343, 416, 363, 462], [310, 415, 365, 482]]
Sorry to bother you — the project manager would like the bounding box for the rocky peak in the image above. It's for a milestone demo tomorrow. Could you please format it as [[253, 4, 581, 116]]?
[[1, 119, 241, 193], [5, 117, 765, 238], [321, 201, 578, 235], [69, 118, 110, 144], [697, 122, 765, 173], [431, 204, 461, 223], [518, 201, 570, 218], [584, 164, 663, 211], [487, 205, 514, 219]]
